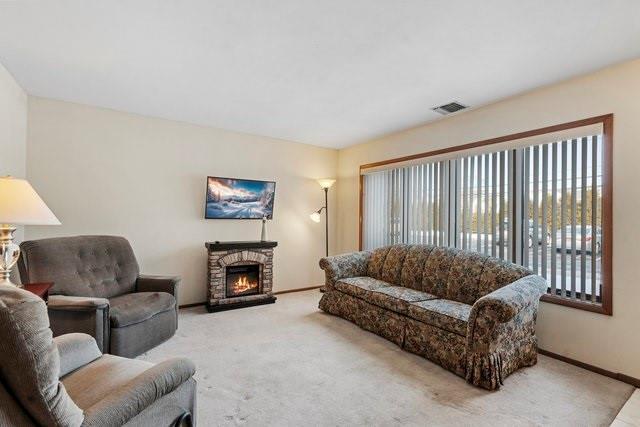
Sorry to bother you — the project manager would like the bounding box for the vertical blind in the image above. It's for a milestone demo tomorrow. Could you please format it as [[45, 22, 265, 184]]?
[[457, 150, 512, 261], [522, 136, 602, 303], [362, 133, 604, 307], [363, 160, 450, 248]]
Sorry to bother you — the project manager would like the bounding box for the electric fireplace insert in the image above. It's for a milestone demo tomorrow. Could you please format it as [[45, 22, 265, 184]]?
[[225, 264, 260, 298]]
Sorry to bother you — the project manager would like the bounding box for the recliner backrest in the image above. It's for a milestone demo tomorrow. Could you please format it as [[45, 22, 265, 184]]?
[[0, 379, 38, 426], [366, 244, 532, 304], [18, 235, 140, 298], [0, 284, 84, 426]]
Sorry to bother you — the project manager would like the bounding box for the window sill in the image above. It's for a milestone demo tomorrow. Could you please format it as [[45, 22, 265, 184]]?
[[541, 294, 612, 315]]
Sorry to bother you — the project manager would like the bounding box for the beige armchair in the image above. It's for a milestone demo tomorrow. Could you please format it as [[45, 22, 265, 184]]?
[[0, 284, 197, 426]]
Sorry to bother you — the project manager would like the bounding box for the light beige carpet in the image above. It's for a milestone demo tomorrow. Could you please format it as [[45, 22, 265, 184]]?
[[139, 290, 633, 426]]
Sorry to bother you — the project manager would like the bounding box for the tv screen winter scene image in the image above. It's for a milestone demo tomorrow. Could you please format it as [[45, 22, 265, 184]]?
[[205, 177, 276, 219]]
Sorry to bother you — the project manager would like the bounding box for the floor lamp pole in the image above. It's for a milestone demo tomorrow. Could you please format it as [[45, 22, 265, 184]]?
[[324, 187, 329, 257]]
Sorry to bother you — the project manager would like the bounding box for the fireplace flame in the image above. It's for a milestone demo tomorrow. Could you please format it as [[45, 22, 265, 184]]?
[[233, 275, 258, 294]]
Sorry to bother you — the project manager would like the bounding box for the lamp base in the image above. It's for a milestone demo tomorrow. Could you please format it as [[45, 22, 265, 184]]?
[[0, 225, 21, 287], [0, 278, 22, 288]]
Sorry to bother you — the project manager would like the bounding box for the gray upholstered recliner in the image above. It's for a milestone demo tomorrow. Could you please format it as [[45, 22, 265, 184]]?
[[18, 235, 180, 357], [0, 284, 197, 427]]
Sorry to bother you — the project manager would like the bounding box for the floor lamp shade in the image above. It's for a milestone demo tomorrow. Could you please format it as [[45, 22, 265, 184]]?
[[0, 176, 60, 287], [316, 179, 336, 189]]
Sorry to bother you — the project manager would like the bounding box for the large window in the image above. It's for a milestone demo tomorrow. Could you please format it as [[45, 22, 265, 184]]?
[[360, 115, 612, 314]]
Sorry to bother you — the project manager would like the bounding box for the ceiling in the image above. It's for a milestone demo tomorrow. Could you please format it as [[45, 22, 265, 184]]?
[[1, 1, 639, 149]]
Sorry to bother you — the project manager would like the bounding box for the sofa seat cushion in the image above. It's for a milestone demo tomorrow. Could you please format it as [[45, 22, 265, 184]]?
[[407, 299, 472, 337], [336, 278, 437, 315], [334, 276, 392, 299], [367, 286, 438, 314], [109, 292, 175, 328]]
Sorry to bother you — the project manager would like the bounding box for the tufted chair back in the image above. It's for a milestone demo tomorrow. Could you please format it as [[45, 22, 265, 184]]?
[[18, 235, 140, 298], [367, 244, 531, 305]]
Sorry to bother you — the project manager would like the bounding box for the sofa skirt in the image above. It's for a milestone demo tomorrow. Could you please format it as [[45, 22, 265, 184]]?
[[319, 289, 538, 389], [319, 290, 467, 376]]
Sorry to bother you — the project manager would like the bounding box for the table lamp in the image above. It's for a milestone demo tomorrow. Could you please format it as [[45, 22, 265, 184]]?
[[0, 176, 60, 287]]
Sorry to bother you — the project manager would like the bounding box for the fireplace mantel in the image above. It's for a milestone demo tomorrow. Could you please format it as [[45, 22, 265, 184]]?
[[206, 241, 277, 312], [205, 241, 278, 251]]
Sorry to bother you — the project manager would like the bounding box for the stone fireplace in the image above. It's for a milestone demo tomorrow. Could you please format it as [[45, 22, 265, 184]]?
[[206, 241, 277, 312]]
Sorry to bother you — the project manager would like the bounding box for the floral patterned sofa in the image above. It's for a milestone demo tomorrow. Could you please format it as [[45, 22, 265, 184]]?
[[318, 244, 547, 390]]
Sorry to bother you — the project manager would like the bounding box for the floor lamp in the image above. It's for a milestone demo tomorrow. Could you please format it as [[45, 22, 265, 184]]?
[[311, 178, 335, 292], [310, 178, 335, 257]]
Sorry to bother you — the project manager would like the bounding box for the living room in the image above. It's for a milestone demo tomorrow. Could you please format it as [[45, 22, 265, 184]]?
[[1, 2, 639, 426]]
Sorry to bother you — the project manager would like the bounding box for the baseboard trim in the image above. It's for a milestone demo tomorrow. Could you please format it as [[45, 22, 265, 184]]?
[[539, 349, 640, 388], [179, 301, 206, 309], [178, 285, 322, 309], [273, 285, 322, 295]]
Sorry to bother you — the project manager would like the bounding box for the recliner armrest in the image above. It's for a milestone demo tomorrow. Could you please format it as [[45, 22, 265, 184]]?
[[136, 275, 180, 299], [54, 333, 102, 377], [47, 297, 110, 353], [81, 357, 196, 427], [48, 295, 109, 311]]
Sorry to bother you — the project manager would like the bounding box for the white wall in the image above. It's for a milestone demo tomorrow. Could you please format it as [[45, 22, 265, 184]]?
[[337, 59, 640, 379], [0, 61, 27, 265], [26, 97, 338, 304], [0, 62, 26, 177]]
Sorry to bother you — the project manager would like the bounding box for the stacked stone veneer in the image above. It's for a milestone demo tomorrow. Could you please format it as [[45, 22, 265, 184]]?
[[207, 247, 274, 307]]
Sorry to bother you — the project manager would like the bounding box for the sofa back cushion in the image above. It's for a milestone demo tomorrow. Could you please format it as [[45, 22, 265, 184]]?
[[421, 246, 459, 298], [380, 244, 410, 284], [477, 257, 532, 297], [0, 284, 84, 426], [400, 245, 436, 290], [365, 244, 533, 304], [445, 251, 490, 305], [366, 246, 391, 280], [18, 235, 140, 298]]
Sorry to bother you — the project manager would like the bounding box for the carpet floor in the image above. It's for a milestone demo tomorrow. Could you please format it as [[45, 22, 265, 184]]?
[[139, 290, 634, 426]]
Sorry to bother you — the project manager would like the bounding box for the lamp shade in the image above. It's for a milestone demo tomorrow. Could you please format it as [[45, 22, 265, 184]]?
[[317, 178, 336, 189], [310, 212, 321, 223], [0, 177, 60, 225]]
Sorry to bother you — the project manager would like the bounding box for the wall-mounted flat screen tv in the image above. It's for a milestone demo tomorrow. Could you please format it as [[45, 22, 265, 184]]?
[[205, 176, 276, 219]]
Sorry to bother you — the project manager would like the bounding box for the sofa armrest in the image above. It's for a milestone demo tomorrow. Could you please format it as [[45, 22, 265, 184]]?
[[465, 274, 547, 389], [319, 251, 372, 288], [54, 333, 102, 377], [470, 274, 547, 324], [81, 357, 196, 427], [48, 297, 110, 353], [136, 275, 180, 299]]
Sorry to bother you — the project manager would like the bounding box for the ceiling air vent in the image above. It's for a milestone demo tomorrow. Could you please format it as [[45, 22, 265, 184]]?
[[432, 102, 467, 115]]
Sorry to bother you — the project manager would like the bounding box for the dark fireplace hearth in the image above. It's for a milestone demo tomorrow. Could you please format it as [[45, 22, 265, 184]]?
[[226, 264, 260, 297]]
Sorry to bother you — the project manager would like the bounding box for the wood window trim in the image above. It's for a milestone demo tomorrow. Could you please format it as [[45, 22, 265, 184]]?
[[358, 114, 613, 315]]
